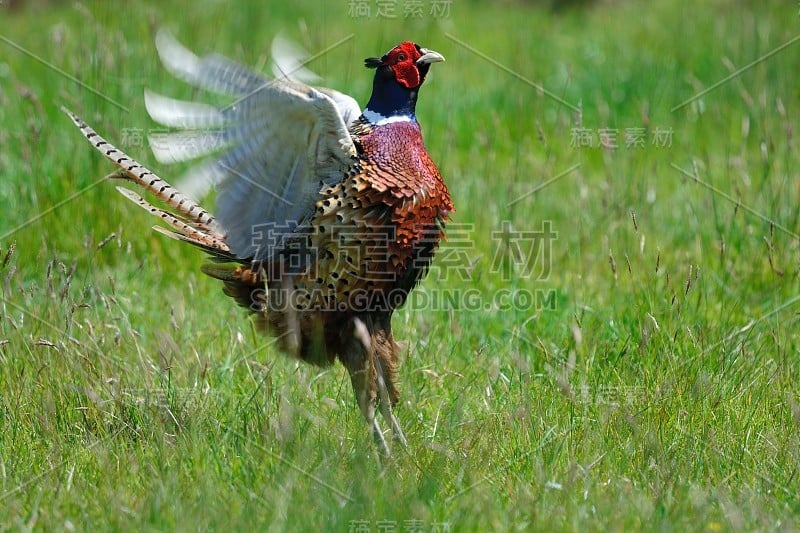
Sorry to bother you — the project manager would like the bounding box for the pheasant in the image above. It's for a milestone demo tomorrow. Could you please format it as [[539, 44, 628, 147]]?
[[64, 32, 453, 454]]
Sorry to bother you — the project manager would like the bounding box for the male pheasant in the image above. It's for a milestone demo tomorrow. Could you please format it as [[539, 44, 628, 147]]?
[[64, 32, 453, 454]]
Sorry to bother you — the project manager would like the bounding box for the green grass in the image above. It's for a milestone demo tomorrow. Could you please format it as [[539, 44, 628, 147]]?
[[1, 0, 799, 530]]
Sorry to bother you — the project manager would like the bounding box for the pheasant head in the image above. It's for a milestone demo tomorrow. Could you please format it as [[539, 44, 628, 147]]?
[[363, 41, 445, 125]]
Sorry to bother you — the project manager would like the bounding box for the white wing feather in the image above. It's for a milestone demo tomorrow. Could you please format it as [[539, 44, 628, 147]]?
[[269, 35, 361, 128], [145, 30, 360, 260], [270, 34, 322, 83]]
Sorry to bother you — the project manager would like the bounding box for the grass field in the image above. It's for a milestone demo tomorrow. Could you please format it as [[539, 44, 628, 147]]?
[[1, 0, 799, 530]]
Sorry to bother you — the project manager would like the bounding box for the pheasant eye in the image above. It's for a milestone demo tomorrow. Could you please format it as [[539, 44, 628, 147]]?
[[396, 52, 407, 62]]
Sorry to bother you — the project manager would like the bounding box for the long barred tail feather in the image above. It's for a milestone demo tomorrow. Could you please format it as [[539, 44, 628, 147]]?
[[114, 186, 227, 251], [150, 225, 234, 261], [63, 107, 231, 255]]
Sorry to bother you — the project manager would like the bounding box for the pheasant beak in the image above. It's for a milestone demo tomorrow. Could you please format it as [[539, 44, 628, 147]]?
[[416, 48, 445, 65]]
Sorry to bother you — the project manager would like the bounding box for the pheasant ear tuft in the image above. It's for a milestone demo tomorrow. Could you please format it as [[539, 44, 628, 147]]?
[[364, 57, 383, 69]]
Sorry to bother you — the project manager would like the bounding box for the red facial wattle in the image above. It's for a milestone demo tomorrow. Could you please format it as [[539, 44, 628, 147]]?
[[387, 42, 423, 89], [391, 61, 421, 89]]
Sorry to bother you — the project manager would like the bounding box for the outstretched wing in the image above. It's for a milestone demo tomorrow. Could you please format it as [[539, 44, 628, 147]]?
[[269, 33, 361, 126], [145, 30, 361, 261]]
